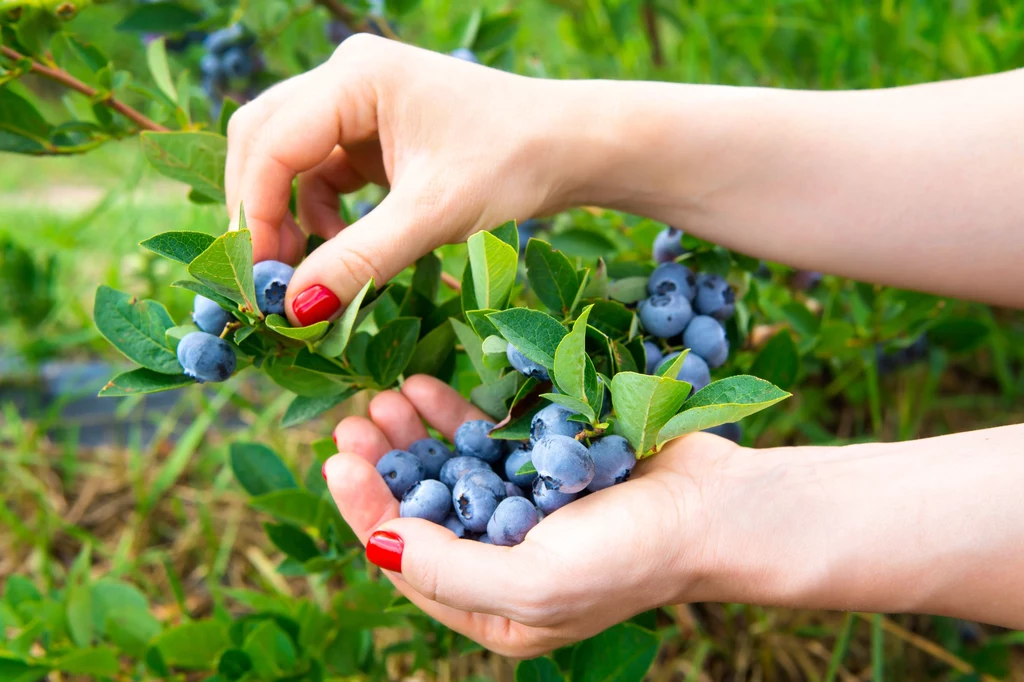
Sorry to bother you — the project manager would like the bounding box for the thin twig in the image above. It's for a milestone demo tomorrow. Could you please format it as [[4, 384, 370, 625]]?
[[440, 272, 461, 292], [313, 0, 401, 41], [642, 0, 664, 67], [1, 45, 170, 132]]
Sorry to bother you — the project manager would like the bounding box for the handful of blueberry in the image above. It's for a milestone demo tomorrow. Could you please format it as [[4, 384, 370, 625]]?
[[380, 408, 636, 546]]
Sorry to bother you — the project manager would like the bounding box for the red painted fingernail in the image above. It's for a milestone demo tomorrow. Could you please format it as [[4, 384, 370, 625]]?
[[332, 431, 339, 448], [292, 285, 341, 326], [321, 461, 328, 482], [367, 530, 403, 572]]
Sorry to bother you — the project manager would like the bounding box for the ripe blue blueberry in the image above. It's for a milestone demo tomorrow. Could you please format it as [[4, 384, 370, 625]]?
[[652, 226, 685, 263], [452, 470, 507, 533], [487, 497, 540, 547], [176, 331, 236, 383], [252, 260, 295, 317], [199, 53, 222, 78], [638, 292, 693, 339], [354, 200, 375, 219], [477, 533, 493, 544], [663, 351, 711, 395], [221, 46, 252, 78], [506, 343, 549, 381], [693, 274, 736, 321], [532, 478, 577, 514], [407, 438, 453, 480], [504, 445, 537, 488], [586, 435, 636, 492], [683, 315, 730, 368], [443, 513, 471, 539], [449, 47, 479, 63], [517, 219, 540, 252], [504, 482, 526, 498], [400, 479, 452, 524], [530, 403, 586, 444], [643, 340, 663, 375], [376, 449, 425, 499], [203, 25, 245, 54], [648, 262, 696, 300], [704, 422, 742, 443], [531, 435, 595, 494], [192, 294, 232, 336], [454, 419, 504, 463], [439, 456, 491, 489]]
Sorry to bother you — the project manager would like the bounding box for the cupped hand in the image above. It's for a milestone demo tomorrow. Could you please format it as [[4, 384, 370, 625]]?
[[323, 375, 744, 658], [225, 36, 579, 327]]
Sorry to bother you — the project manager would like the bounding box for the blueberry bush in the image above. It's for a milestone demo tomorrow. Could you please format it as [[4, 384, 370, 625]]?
[[3, 0, 1023, 680]]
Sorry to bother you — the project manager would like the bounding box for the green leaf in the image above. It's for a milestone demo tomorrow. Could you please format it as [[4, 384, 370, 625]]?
[[66, 581, 93, 647], [550, 228, 617, 259], [93, 285, 179, 374], [281, 388, 357, 428], [230, 442, 298, 496], [217, 649, 253, 681], [0, 89, 52, 155], [749, 330, 800, 391], [141, 231, 216, 265], [266, 357, 345, 397], [141, 131, 227, 203], [540, 392, 594, 423], [171, 279, 238, 313], [553, 305, 593, 401], [116, 2, 202, 31], [515, 657, 564, 682], [928, 317, 990, 353], [316, 279, 375, 357], [265, 314, 329, 343], [264, 523, 321, 563], [657, 376, 791, 446], [466, 308, 501, 340], [451, 317, 500, 383], [491, 220, 519, 253], [515, 461, 538, 477], [482, 335, 509, 355], [782, 301, 820, 338], [570, 623, 659, 682], [52, 647, 119, 677], [406, 320, 456, 376], [145, 37, 176, 102], [187, 229, 259, 315], [468, 231, 518, 310], [218, 98, 240, 137], [294, 348, 348, 375], [526, 239, 579, 315], [587, 299, 637, 340], [368, 317, 421, 386], [608, 276, 652, 304], [488, 308, 567, 369], [98, 368, 193, 397], [473, 11, 520, 51], [470, 371, 523, 419], [610, 371, 691, 455], [155, 621, 231, 669], [0, 657, 49, 682], [250, 489, 333, 530], [612, 340, 639, 374]]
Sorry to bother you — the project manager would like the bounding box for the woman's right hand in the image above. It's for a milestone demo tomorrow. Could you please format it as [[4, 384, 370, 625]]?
[[225, 35, 587, 326]]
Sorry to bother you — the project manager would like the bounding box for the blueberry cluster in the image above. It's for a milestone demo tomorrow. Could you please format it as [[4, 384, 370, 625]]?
[[380, 408, 636, 546], [176, 260, 295, 383], [199, 25, 258, 99]]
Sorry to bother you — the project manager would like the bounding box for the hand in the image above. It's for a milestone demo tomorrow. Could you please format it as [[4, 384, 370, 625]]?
[[225, 36, 584, 327], [323, 375, 744, 657]]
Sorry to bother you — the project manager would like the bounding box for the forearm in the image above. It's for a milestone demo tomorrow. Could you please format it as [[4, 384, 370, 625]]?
[[702, 426, 1024, 627], [542, 71, 1024, 307]]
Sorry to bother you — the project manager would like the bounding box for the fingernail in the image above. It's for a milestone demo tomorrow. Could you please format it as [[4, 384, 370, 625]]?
[[321, 461, 328, 482], [293, 285, 341, 326], [367, 530, 403, 573], [332, 431, 339, 448]]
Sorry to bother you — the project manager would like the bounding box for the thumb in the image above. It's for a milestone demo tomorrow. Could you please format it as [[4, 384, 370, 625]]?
[[370, 517, 550, 623], [283, 188, 441, 326]]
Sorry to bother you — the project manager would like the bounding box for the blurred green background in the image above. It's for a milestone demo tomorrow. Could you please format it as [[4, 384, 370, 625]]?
[[1, 0, 1022, 680]]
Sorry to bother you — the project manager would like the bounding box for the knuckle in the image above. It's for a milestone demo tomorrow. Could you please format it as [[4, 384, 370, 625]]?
[[330, 32, 383, 63], [411, 557, 442, 604], [334, 245, 385, 292], [226, 103, 254, 139]]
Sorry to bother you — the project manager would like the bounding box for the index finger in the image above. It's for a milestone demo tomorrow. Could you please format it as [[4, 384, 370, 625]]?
[[400, 375, 495, 441]]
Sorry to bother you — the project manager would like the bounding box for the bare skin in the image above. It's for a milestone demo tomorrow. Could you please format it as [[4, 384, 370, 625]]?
[[226, 35, 1024, 655]]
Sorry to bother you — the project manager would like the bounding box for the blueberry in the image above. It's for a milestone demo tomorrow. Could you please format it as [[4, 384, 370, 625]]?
[[504, 481, 526, 498], [354, 200, 375, 219], [532, 477, 577, 514], [454, 419, 504, 463], [586, 435, 636, 492], [477, 533, 493, 544], [507, 344, 549, 380], [192, 295, 232, 336], [504, 445, 537, 487], [693, 274, 735, 321], [487, 497, 540, 546], [400, 479, 451, 524], [407, 438, 453, 480], [376, 450, 425, 499], [663, 351, 711, 395], [443, 513, 471, 539], [648, 262, 696, 300], [199, 53, 223, 77], [449, 47, 479, 63], [683, 315, 730, 368], [252, 260, 295, 317], [176, 331, 236, 383], [531, 435, 595, 493], [221, 46, 252, 78], [652, 226, 685, 263], [638, 292, 693, 338], [452, 469, 506, 533], [530, 403, 586, 444], [643, 340, 663, 375], [203, 25, 245, 54], [704, 422, 742, 443], [790, 270, 822, 291], [439, 456, 491, 489], [517, 219, 540, 252], [326, 20, 356, 44]]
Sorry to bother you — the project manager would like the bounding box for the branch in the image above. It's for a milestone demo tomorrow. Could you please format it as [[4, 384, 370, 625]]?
[[1, 45, 170, 132], [440, 272, 461, 292], [641, 0, 664, 68]]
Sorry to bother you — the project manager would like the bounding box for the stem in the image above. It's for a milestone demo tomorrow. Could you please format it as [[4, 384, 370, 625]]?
[[641, 0, 664, 68], [440, 272, 461, 292], [1, 45, 170, 132], [313, 0, 401, 41]]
